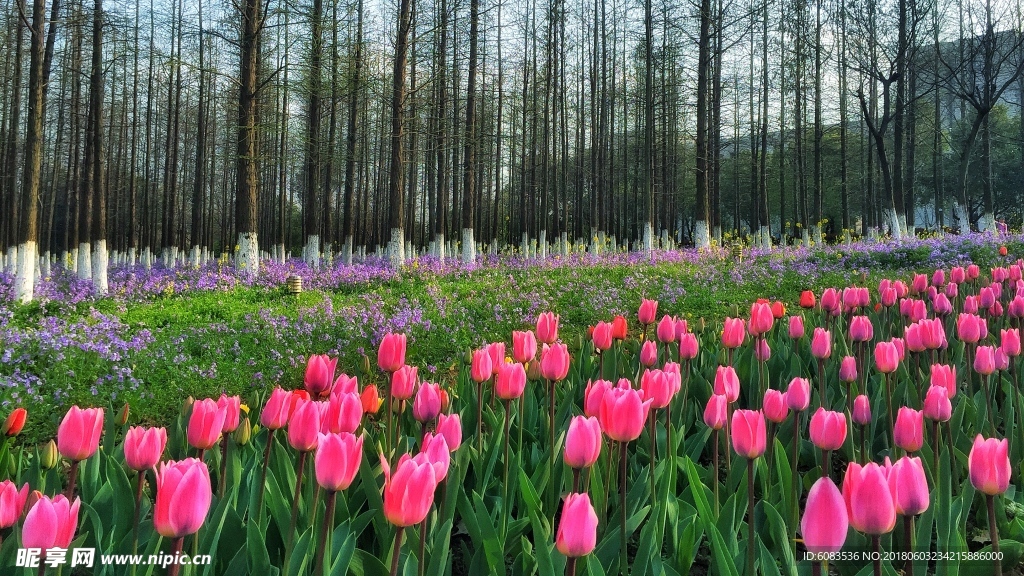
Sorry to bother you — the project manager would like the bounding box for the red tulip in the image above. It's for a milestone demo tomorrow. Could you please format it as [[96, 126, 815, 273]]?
[[187, 398, 227, 451], [704, 395, 728, 430], [749, 302, 774, 336], [0, 480, 29, 529], [842, 462, 896, 534], [874, 341, 900, 374], [801, 477, 848, 553], [800, 290, 817, 309], [124, 426, 168, 471], [786, 377, 811, 411], [731, 410, 767, 458], [22, 494, 80, 550], [381, 452, 438, 526], [968, 435, 1011, 495], [57, 406, 104, 462], [536, 312, 560, 345], [811, 327, 832, 359], [153, 459, 212, 538], [763, 389, 789, 424], [852, 395, 872, 426], [2, 408, 27, 437], [656, 315, 677, 343], [599, 384, 652, 443], [315, 432, 363, 491], [810, 408, 848, 451], [679, 332, 699, 360], [640, 340, 658, 367], [412, 382, 443, 423], [304, 354, 338, 397], [611, 315, 628, 340], [495, 361, 527, 400], [788, 316, 805, 339], [974, 345, 997, 375], [287, 398, 322, 452], [713, 366, 740, 403], [556, 493, 599, 558], [436, 413, 462, 452], [638, 299, 658, 325], [893, 407, 924, 453], [512, 330, 538, 364], [722, 317, 746, 348], [540, 343, 570, 381], [771, 301, 786, 319], [564, 416, 602, 469], [888, 456, 930, 516], [377, 333, 407, 372]]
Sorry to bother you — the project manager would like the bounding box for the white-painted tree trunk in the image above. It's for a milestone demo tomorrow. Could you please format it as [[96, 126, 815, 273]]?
[[128, 247, 137, 266], [953, 202, 971, 234], [810, 225, 822, 245], [978, 212, 996, 234], [343, 235, 354, 265], [538, 230, 547, 259], [694, 220, 711, 249], [758, 226, 771, 249], [41, 252, 51, 278], [6, 246, 18, 274], [236, 232, 259, 275], [462, 228, 476, 263], [642, 222, 655, 255], [78, 242, 92, 279], [15, 241, 36, 303], [190, 245, 201, 268], [92, 240, 108, 295], [388, 228, 405, 267], [883, 209, 904, 240], [304, 235, 321, 267], [712, 225, 722, 245]]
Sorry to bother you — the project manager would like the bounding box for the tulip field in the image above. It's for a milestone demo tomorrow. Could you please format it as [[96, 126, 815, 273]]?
[[4, 235, 1024, 575]]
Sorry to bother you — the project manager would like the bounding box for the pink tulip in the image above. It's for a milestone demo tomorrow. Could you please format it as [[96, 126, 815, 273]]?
[[905, 323, 925, 353], [304, 354, 338, 397], [261, 388, 302, 430], [704, 395, 728, 430], [931, 364, 957, 398], [22, 494, 80, 550], [599, 385, 652, 443], [555, 493, 599, 558], [839, 356, 858, 383], [852, 395, 872, 426], [763, 389, 789, 424], [679, 333, 699, 360], [932, 269, 946, 287], [811, 328, 832, 359], [964, 295, 979, 314], [584, 380, 612, 418], [912, 273, 928, 294], [392, 365, 419, 400], [888, 456, 930, 516], [849, 316, 873, 342], [788, 316, 805, 339], [675, 318, 689, 339], [786, 377, 811, 411], [1002, 328, 1021, 357], [218, 395, 241, 433], [809, 408, 848, 451], [946, 282, 959, 299], [923, 385, 952, 422], [891, 337, 906, 360], [951, 266, 966, 284], [754, 338, 771, 361], [495, 361, 527, 400], [124, 426, 168, 471], [540, 343, 570, 381], [0, 480, 29, 529], [638, 299, 658, 326], [641, 369, 675, 409], [57, 406, 104, 462], [536, 312, 560, 345], [967, 264, 980, 280], [640, 340, 658, 367], [881, 287, 898, 307], [1010, 296, 1024, 318], [731, 410, 767, 459], [714, 366, 740, 403], [933, 293, 953, 316], [436, 413, 462, 452], [322, 392, 363, 434], [996, 348, 1010, 371], [968, 435, 1011, 495], [381, 453, 439, 526], [153, 459, 212, 538], [974, 345, 997, 375], [420, 433, 451, 481], [315, 432, 363, 492], [187, 398, 227, 451], [564, 416, 602, 469], [287, 398, 322, 452], [894, 407, 924, 453], [821, 288, 840, 313], [377, 333, 407, 372], [471, 347, 494, 383], [512, 330, 538, 364], [749, 302, 774, 336], [488, 342, 506, 375], [656, 315, 678, 343], [843, 462, 896, 534], [722, 318, 746, 349], [413, 382, 443, 423], [331, 374, 359, 396], [874, 341, 900, 374], [957, 313, 984, 344], [980, 286, 996, 308], [801, 477, 848, 554]]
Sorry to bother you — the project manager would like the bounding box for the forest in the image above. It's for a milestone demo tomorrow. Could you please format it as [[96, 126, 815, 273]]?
[[2, 0, 1024, 302]]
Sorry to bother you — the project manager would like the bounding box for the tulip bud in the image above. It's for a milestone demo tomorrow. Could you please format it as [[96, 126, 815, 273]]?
[[233, 417, 252, 446], [40, 440, 58, 469], [182, 396, 195, 418], [1, 408, 27, 437], [360, 353, 372, 376], [116, 403, 131, 427]]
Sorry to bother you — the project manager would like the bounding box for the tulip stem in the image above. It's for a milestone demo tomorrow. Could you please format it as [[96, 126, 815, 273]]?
[[817, 359, 825, 408], [37, 551, 46, 576], [218, 435, 229, 498], [418, 518, 427, 576], [565, 557, 577, 576], [903, 515, 914, 574], [572, 467, 581, 494], [791, 411, 800, 542], [502, 400, 512, 539], [65, 460, 80, 499], [884, 373, 895, 450], [932, 420, 940, 480], [712, 430, 720, 517], [389, 527, 405, 576], [746, 458, 756, 576], [477, 381, 484, 452], [256, 429, 275, 523], [811, 562, 822, 576], [131, 472, 145, 576], [315, 491, 337, 576], [167, 538, 185, 576], [988, 494, 1003, 576], [872, 534, 881, 576], [983, 374, 997, 437], [649, 412, 656, 500], [288, 450, 308, 551], [619, 441, 628, 576], [859, 424, 866, 464]]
